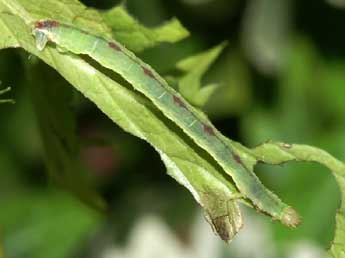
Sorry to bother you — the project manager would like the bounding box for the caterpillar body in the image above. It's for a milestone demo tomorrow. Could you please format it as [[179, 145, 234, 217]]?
[[33, 20, 299, 227]]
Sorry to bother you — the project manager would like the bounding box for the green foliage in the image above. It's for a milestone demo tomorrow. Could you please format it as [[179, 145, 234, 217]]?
[[0, 87, 14, 104], [0, 0, 345, 257], [0, 1, 243, 245], [242, 39, 345, 256], [176, 42, 226, 107], [27, 57, 106, 210], [0, 190, 101, 258], [204, 49, 252, 118], [103, 5, 189, 52]]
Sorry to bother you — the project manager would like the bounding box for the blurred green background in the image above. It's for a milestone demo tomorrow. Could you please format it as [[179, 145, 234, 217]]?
[[1, 0, 344, 257]]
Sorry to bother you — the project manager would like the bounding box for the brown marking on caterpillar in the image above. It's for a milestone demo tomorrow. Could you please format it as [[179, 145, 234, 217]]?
[[35, 20, 60, 29], [108, 42, 121, 51], [173, 96, 188, 110], [203, 124, 215, 136], [232, 152, 243, 165], [142, 66, 155, 79]]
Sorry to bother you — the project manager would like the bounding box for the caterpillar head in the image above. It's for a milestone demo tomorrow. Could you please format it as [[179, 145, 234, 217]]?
[[32, 20, 59, 51]]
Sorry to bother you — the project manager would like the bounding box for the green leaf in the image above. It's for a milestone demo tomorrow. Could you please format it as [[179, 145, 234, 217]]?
[[102, 5, 190, 52], [0, 10, 242, 242], [177, 42, 226, 107], [1, 0, 112, 37]]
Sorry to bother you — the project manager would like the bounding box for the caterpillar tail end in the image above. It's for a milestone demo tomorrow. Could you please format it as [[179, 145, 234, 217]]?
[[281, 207, 300, 227]]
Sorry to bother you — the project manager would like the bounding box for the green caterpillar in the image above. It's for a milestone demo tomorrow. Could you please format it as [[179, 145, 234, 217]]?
[[33, 20, 299, 227]]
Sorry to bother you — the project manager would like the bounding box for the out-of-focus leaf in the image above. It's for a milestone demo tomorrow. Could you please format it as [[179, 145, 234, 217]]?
[[241, 39, 345, 257], [26, 58, 106, 210], [318, 62, 345, 118], [0, 240, 3, 258], [204, 49, 252, 118], [0, 190, 101, 258], [1, 0, 107, 210], [0, 87, 14, 104], [177, 43, 226, 107], [103, 5, 189, 52], [0, 9, 242, 243], [242, 39, 323, 144], [326, 0, 345, 8], [242, 0, 291, 74]]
